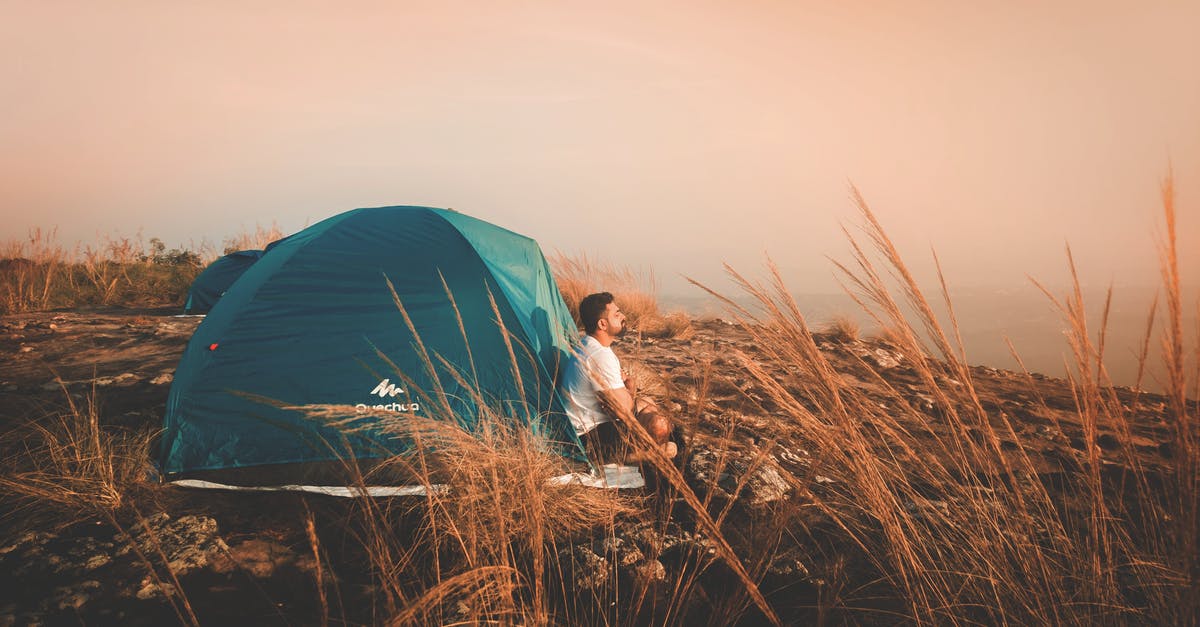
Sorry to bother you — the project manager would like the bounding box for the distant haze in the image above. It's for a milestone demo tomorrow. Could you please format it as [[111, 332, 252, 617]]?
[[3, 1, 1198, 377]]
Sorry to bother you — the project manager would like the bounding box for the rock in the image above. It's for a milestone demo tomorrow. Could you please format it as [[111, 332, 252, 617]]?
[[659, 530, 717, 561], [744, 464, 789, 505], [51, 580, 101, 611], [630, 559, 667, 584], [687, 443, 790, 506], [95, 373, 138, 387], [136, 582, 176, 600], [766, 548, 810, 579], [0, 531, 52, 558], [601, 537, 643, 568], [776, 446, 810, 468], [621, 521, 667, 554], [118, 514, 227, 577], [0, 531, 106, 579], [150, 373, 173, 385], [84, 554, 111, 570], [870, 348, 902, 369], [568, 546, 610, 590], [113, 373, 139, 386], [213, 539, 305, 578], [846, 343, 904, 369]]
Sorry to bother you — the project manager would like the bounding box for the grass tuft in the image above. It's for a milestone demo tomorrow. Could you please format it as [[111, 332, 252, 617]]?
[[550, 252, 694, 339]]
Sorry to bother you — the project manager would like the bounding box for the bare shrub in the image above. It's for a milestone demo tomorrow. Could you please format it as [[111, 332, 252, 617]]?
[[822, 314, 860, 342], [549, 252, 693, 339], [223, 222, 284, 255]]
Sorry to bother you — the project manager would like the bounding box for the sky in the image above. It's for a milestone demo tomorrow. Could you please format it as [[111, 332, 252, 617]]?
[[2, 0, 1198, 296]]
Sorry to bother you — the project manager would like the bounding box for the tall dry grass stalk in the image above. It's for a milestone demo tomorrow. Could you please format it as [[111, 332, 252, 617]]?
[[295, 401, 638, 623], [550, 252, 693, 339], [1, 227, 68, 313], [0, 382, 151, 518], [688, 182, 1195, 624], [1153, 172, 1199, 618], [290, 277, 637, 623]]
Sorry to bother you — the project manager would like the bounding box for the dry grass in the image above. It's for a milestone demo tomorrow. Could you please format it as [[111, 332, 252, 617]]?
[[222, 222, 284, 254], [301, 405, 638, 624], [550, 252, 694, 339], [0, 222, 291, 314], [822, 314, 861, 342], [687, 180, 1197, 624], [0, 383, 152, 519], [2, 184, 1194, 624], [0, 228, 210, 314]]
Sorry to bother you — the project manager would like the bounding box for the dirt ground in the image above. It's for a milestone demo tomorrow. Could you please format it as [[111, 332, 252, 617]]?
[[0, 308, 1184, 625]]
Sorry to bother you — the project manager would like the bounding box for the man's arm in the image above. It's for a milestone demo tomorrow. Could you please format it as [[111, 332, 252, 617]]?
[[588, 351, 636, 420], [597, 386, 635, 420]]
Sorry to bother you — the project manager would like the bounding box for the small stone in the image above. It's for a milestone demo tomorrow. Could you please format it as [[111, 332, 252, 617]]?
[[136, 582, 175, 600], [570, 546, 610, 590], [766, 550, 810, 578], [745, 464, 789, 505], [19, 346, 32, 353], [631, 559, 666, 584], [602, 537, 643, 567], [52, 580, 102, 611], [870, 348, 902, 369], [217, 539, 296, 578], [84, 554, 111, 570], [150, 373, 173, 385]]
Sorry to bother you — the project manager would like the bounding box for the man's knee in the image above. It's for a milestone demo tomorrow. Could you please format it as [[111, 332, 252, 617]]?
[[636, 406, 672, 443]]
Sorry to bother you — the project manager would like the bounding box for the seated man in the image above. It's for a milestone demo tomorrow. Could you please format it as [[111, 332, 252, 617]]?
[[563, 292, 676, 464]]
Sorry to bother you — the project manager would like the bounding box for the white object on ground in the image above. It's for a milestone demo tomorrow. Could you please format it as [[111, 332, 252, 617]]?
[[170, 464, 645, 497]]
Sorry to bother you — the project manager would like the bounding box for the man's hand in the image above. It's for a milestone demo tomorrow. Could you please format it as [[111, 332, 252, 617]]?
[[622, 368, 638, 397]]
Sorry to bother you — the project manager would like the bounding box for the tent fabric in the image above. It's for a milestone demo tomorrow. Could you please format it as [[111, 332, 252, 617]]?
[[184, 249, 265, 314], [160, 206, 583, 480]]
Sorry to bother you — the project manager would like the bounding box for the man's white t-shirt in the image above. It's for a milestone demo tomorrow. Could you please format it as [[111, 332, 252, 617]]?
[[563, 334, 624, 435]]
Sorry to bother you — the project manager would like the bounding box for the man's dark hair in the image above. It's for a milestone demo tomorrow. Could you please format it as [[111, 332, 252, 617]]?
[[579, 292, 615, 334]]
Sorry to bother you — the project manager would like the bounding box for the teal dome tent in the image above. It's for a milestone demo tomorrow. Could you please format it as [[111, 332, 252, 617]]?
[[184, 249, 265, 314], [160, 207, 585, 489]]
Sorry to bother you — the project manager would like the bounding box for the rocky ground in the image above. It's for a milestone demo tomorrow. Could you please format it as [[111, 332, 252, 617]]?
[[0, 309, 1181, 625]]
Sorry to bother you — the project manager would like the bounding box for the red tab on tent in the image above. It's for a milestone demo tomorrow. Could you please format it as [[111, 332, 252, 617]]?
[[208, 343, 219, 351]]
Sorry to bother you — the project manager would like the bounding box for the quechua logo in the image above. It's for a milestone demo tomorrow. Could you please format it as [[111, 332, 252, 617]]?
[[371, 378, 404, 398], [358, 378, 419, 414]]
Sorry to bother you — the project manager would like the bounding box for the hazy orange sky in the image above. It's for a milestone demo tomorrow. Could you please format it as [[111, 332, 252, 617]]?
[[3, 0, 1197, 294]]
